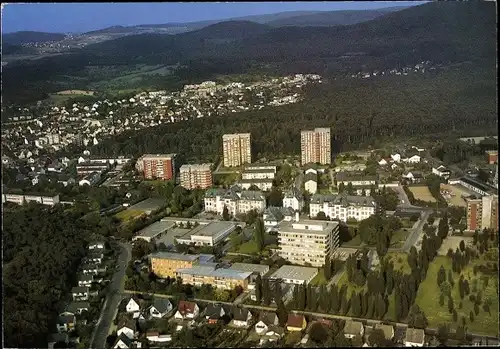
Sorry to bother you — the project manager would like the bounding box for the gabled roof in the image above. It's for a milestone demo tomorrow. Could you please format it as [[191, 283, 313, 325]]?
[[233, 308, 251, 321], [115, 333, 132, 348], [286, 314, 305, 328], [118, 318, 136, 331], [259, 312, 278, 325], [65, 302, 90, 313], [58, 314, 75, 325], [177, 300, 197, 315], [205, 304, 224, 318], [344, 320, 363, 335], [405, 328, 425, 344], [375, 324, 394, 340], [151, 298, 172, 313]]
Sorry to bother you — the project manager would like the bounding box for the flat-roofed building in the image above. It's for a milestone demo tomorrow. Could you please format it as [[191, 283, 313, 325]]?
[[268, 265, 318, 285], [76, 161, 110, 176], [229, 263, 270, 281], [240, 178, 274, 191], [133, 220, 176, 243], [222, 133, 252, 167], [301, 128, 331, 166], [465, 194, 499, 232], [175, 221, 237, 246], [241, 167, 276, 180], [179, 163, 213, 190], [335, 171, 378, 195], [150, 252, 200, 278], [277, 219, 339, 267], [2, 193, 60, 206], [137, 154, 176, 180], [309, 193, 376, 222], [175, 265, 252, 290]]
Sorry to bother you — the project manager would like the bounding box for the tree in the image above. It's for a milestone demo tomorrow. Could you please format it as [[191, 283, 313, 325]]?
[[368, 329, 390, 347], [255, 274, 263, 303], [316, 211, 328, 220], [469, 311, 474, 322], [459, 240, 466, 252], [253, 218, 265, 252], [222, 205, 230, 221], [452, 309, 458, 322], [408, 305, 428, 329], [447, 296, 454, 313], [276, 299, 288, 327], [309, 322, 329, 343], [324, 258, 332, 279], [437, 265, 446, 286], [447, 269, 454, 287], [437, 324, 449, 345]]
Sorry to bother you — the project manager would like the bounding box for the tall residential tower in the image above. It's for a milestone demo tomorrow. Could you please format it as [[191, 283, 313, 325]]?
[[222, 133, 252, 167], [301, 128, 331, 166]]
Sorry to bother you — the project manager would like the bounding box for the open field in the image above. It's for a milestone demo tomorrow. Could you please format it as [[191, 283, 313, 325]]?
[[383, 252, 412, 274], [408, 186, 436, 202], [114, 209, 145, 222], [437, 236, 474, 256], [440, 184, 473, 207], [415, 254, 499, 336], [389, 229, 410, 248], [55, 89, 95, 95]]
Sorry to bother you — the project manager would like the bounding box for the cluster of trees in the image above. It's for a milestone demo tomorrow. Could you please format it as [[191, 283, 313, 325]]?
[[431, 138, 498, 167], [425, 174, 448, 206], [3, 204, 95, 348], [356, 214, 402, 256]]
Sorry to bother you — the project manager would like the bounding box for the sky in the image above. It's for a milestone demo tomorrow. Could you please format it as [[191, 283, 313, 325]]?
[[2, 2, 426, 34]]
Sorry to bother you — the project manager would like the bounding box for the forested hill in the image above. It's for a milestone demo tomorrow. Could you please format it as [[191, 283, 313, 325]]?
[[2, 31, 66, 45], [91, 64, 497, 161]]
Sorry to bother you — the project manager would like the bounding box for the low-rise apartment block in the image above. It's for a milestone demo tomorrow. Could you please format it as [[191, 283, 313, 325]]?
[[204, 186, 266, 216], [136, 154, 176, 180], [335, 171, 378, 195], [175, 265, 252, 290], [150, 252, 200, 278], [240, 178, 274, 191], [309, 193, 377, 222], [2, 193, 60, 206], [465, 194, 498, 232], [241, 166, 276, 180], [277, 219, 339, 267], [76, 161, 110, 176], [179, 163, 213, 190]]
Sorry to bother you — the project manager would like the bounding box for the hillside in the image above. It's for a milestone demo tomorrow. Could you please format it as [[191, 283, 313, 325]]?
[[2, 31, 66, 45], [266, 7, 408, 27]]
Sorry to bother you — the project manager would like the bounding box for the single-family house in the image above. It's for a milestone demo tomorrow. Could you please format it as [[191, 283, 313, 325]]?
[[149, 299, 173, 319], [304, 173, 318, 194], [378, 158, 388, 166], [71, 286, 89, 301], [125, 297, 141, 313], [205, 304, 226, 324], [403, 171, 423, 183], [391, 154, 401, 163], [88, 241, 105, 250], [405, 328, 425, 347], [81, 263, 100, 275], [113, 333, 133, 349], [403, 155, 421, 164], [254, 312, 279, 335], [48, 333, 69, 349], [175, 300, 199, 320], [146, 332, 172, 343], [56, 314, 76, 333], [343, 320, 364, 339], [375, 324, 394, 341], [432, 165, 451, 179], [65, 301, 90, 315], [263, 206, 284, 231], [282, 189, 304, 212], [77, 273, 94, 287], [232, 308, 252, 327], [84, 251, 103, 264], [117, 319, 136, 340], [286, 314, 307, 332]]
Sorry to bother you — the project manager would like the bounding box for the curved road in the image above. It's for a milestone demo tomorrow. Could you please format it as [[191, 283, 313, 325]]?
[[89, 241, 132, 349]]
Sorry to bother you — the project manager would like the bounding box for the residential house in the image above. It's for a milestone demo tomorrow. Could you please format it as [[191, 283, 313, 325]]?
[[232, 308, 252, 327], [149, 299, 173, 319], [71, 287, 89, 301], [125, 297, 141, 313], [263, 206, 284, 231], [432, 165, 451, 179], [65, 301, 90, 315], [304, 172, 318, 194], [405, 328, 425, 347], [113, 333, 133, 349], [254, 312, 279, 335], [375, 324, 395, 341], [146, 332, 172, 343], [403, 155, 421, 164], [56, 314, 76, 333], [117, 319, 136, 340], [84, 250, 104, 264], [282, 189, 304, 212], [205, 304, 226, 324], [88, 241, 105, 250], [81, 263, 100, 275], [403, 171, 423, 184], [335, 171, 378, 196], [343, 320, 364, 339], [378, 158, 388, 166], [174, 300, 199, 320], [286, 314, 307, 332], [77, 274, 94, 287], [391, 154, 401, 163], [48, 333, 69, 349]]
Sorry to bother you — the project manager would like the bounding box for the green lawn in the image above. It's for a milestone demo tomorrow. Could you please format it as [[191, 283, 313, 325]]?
[[310, 268, 328, 286], [238, 240, 259, 255], [336, 270, 367, 297], [415, 254, 499, 336], [114, 209, 144, 222], [389, 230, 410, 248], [342, 235, 365, 247]]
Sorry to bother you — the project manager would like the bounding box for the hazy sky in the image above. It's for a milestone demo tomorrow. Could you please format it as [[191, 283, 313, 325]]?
[[2, 2, 426, 34]]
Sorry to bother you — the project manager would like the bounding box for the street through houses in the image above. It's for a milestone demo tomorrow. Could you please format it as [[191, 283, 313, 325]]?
[[89, 242, 132, 349]]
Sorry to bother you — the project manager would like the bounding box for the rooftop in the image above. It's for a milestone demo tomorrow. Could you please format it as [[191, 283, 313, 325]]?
[[136, 220, 175, 238], [242, 168, 276, 174], [176, 266, 252, 280], [405, 328, 425, 344], [278, 219, 339, 236], [269, 265, 318, 282], [140, 153, 176, 159], [188, 221, 236, 237], [180, 163, 212, 172], [229, 263, 270, 275], [149, 252, 200, 262]]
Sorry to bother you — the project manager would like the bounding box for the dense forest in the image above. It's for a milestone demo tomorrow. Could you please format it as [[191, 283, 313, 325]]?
[[3, 204, 96, 348], [2, 2, 495, 105], [91, 64, 497, 160]]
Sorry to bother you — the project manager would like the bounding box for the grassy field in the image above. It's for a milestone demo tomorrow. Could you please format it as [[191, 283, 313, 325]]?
[[310, 268, 328, 286], [114, 209, 145, 222], [408, 186, 436, 203], [238, 240, 259, 255], [383, 252, 412, 274], [389, 229, 410, 248], [337, 270, 367, 297], [415, 254, 499, 336]]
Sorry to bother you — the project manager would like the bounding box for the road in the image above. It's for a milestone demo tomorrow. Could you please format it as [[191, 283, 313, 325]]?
[[89, 242, 132, 349], [402, 209, 430, 252], [120, 290, 498, 342]]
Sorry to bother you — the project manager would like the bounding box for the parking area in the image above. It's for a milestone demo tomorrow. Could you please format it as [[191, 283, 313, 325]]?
[[440, 184, 474, 207]]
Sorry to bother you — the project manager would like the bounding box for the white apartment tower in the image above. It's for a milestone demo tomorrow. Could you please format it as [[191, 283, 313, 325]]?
[[301, 128, 331, 166], [277, 219, 340, 267], [222, 133, 252, 167]]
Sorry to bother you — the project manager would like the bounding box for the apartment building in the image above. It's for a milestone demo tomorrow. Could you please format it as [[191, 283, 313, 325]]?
[[204, 186, 266, 216], [309, 193, 377, 222], [241, 166, 277, 180], [76, 161, 110, 176], [282, 189, 304, 212], [179, 163, 213, 190], [175, 265, 252, 290], [150, 252, 200, 278], [222, 133, 252, 167], [465, 195, 499, 232], [277, 219, 340, 267], [335, 171, 378, 196], [300, 128, 331, 166], [2, 193, 60, 206], [136, 154, 176, 180]]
